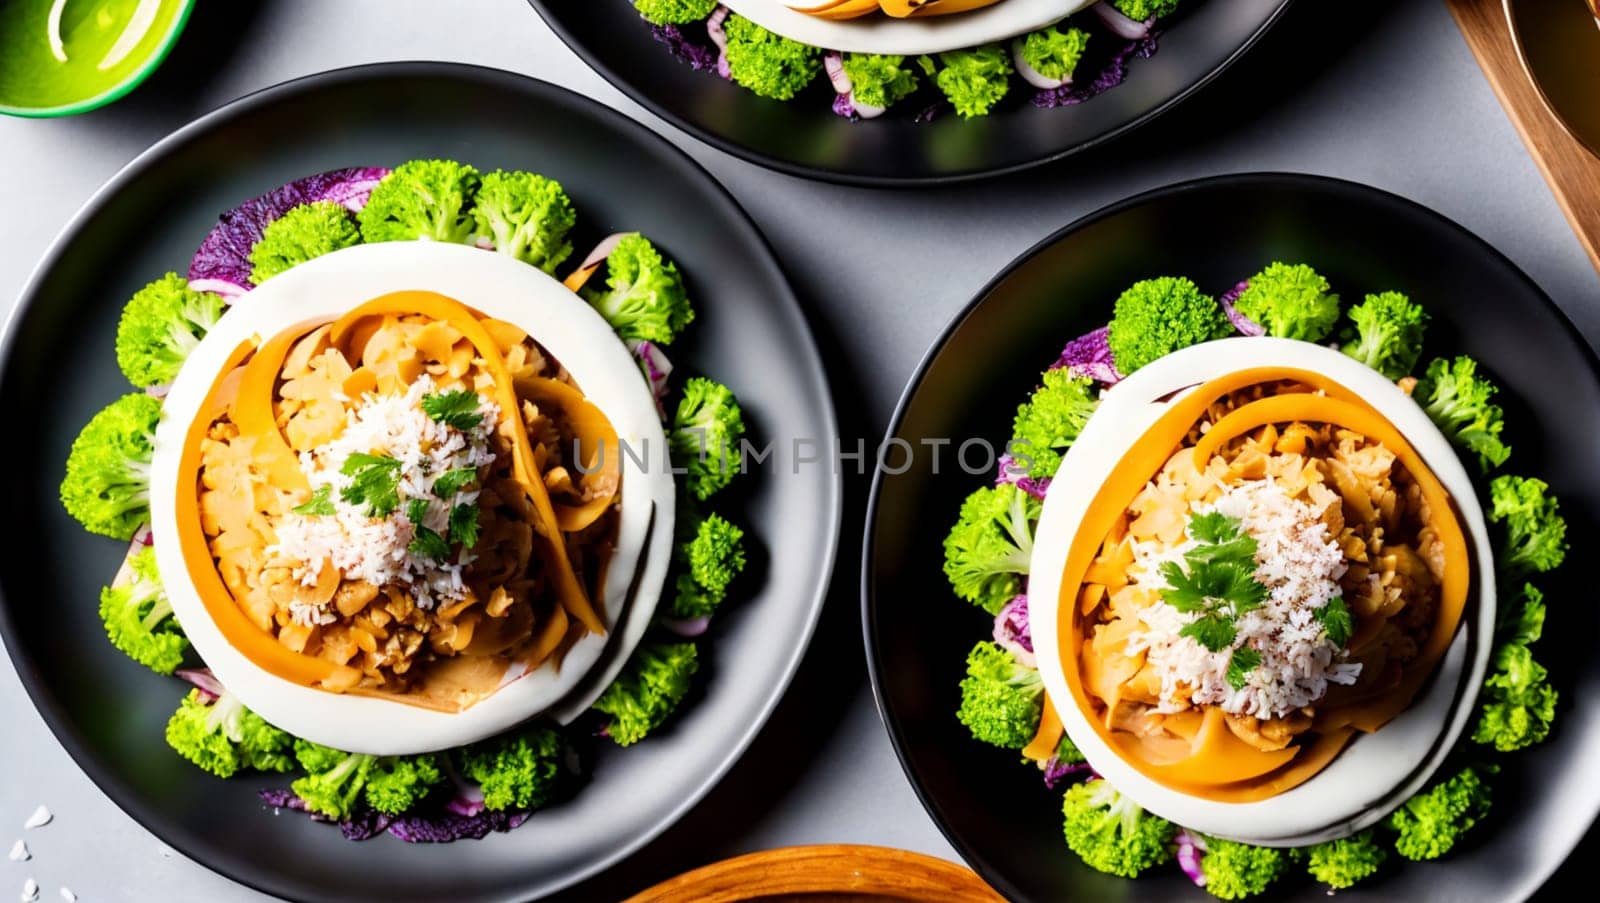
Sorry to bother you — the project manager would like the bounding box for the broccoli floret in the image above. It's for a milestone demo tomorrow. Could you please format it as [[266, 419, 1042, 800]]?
[[1232, 262, 1341, 341], [592, 642, 699, 746], [1304, 830, 1386, 889], [1061, 779, 1175, 877], [469, 170, 576, 273], [1473, 642, 1557, 752], [1106, 277, 1230, 375], [942, 483, 1040, 615], [357, 159, 480, 244], [934, 46, 1011, 119], [290, 739, 445, 818], [1198, 837, 1289, 900], [1011, 368, 1099, 479], [1056, 733, 1086, 765], [1387, 766, 1492, 861], [248, 201, 361, 285], [165, 689, 294, 778], [841, 53, 920, 110], [114, 273, 226, 388], [1499, 582, 1545, 646], [957, 641, 1043, 749], [1020, 26, 1091, 83], [1414, 356, 1511, 470], [581, 233, 694, 344], [1112, 0, 1181, 19], [723, 14, 821, 101], [670, 378, 745, 501], [59, 393, 161, 539], [98, 545, 186, 674], [1340, 291, 1429, 380], [1488, 475, 1567, 573], [633, 0, 716, 25], [457, 727, 566, 811], [669, 512, 748, 620]]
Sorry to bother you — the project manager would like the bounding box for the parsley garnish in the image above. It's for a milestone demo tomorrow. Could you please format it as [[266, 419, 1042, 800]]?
[[1316, 595, 1354, 647], [405, 497, 430, 525], [1226, 647, 1262, 690], [448, 503, 480, 549], [432, 467, 478, 497], [421, 390, 484, 431], [339, 453, 402, 517], [408, 525, 452, 561], [292, 486, 336, 516]]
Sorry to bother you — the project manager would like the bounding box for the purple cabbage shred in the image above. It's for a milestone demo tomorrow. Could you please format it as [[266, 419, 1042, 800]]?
[[650, 24, 720, 73], [1218, 279, 1264, 336], [1041, 756, 1092, 790], [995, 455, 1051, 498], [257, 788, 530, 843], [1033, 35, 1160, 109], [831, 92, 858, 120], [993, 595, 1034, 665], [1053, 325, 1121, 385]]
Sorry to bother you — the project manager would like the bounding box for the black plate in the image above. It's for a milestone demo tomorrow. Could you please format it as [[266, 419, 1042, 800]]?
[[532, 1, 1292, 186], [863, 173, 1599, 901], [0, 63, 841, 903]]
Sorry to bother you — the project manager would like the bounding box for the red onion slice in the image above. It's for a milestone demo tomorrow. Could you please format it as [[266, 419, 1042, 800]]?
[[707, 6, 731, 79], [824, 51, 852, 95], [664, 615, 711, 637], [1091, 2, 1153, 40], [1176, 830, 1206, 886], [563, 232, 632, 293], [1011, 38, 1070, 90], [176, 668, 225, 702]]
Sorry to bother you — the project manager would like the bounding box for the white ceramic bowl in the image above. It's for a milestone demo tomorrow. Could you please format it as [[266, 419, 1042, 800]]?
[[1028, 338, 1495, 845], [147, 241, 675, 755], [722, 0, 1095, 56]]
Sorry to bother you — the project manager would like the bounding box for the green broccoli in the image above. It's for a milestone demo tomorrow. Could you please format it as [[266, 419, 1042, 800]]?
[[1019, 26, 1091, 83], [592, 642, 699, 746], [841, 53, 920, 110], [1387, 765, 1492, 861], [1414, 356, 1511, 470], [113, 272, 226, 388], [357, 158, 480, 244], [1488, 475, 1567, 573], [1061, 778, 1175, 877], [248, 201, 361, 285], [933, 46, 1011, 119], [1473, 642, 1557, 752], [1197, 836, 1289, 900], [723, 14, 821, 101], [1106, 276, 1230, 375], [1340, 291, 1429, 380], [457, 727, 566, 811], [290, 739, 445, 818], [669, 378, 745, 501], [1112, 0, 1181, 19], [99, 545, 186, 674], [1304, 830, 1386, 889], [59, 393, 161, 539], [1499, 582, 1545, 646], [633, 0, 716, 25], [581, 233, 694, 344], [1055, 733, 1086, 765], [1232, 262, 1341, 342], [1011, 368, 1099, 479], [957, 641, 1043, 749], [469, 170, 576, 273], [942, 483, 1040, 615], [165, 689, 294, 778], [669, 512, 747, 620]]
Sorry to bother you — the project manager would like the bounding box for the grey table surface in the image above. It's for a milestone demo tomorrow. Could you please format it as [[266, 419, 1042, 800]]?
[[1, 0, 1596, 900]]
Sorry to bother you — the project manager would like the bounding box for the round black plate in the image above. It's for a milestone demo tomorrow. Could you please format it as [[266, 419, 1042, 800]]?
[[531, 0, 1292, 186], [0, 64, 841, 903], [863, 173, 1599, 901]]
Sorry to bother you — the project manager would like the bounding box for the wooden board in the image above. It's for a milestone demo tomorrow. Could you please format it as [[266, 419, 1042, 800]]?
[[1446, 0, 1600, 273], [624, 844, 1005, 903]]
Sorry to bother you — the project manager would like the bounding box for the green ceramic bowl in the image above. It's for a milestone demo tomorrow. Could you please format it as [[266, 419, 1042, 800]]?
[[0, 0, 194, 118]]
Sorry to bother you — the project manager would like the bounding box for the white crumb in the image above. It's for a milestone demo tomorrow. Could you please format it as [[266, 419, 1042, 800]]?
[[21, 808, 49, 831], [57, 889, 74, 903], [5, 841, 24, 862], [20, 879, 37, 903]]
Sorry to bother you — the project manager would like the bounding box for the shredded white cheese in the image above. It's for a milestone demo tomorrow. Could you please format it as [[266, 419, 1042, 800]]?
[[269, 375, 498, 616], [1124, 479, 1361, 720]]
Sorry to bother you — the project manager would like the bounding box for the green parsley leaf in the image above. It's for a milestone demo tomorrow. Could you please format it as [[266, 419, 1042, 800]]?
[[1181, 614, 1236, 652], [1159, 561, 1209, 612], [405, 498, 430, 525], [292, 486, 336, 516], [1218, 563, 1269, 612], [421, 390, 484, 431], [339, 454, 402, 517], [408, 525, 452, 561], [1188, 511, 1247, 545], [432, 467, 478, 497], [1316, 595, 1354, 647], [449, 503, 480, 549], [1226, 647, 1262, 690]]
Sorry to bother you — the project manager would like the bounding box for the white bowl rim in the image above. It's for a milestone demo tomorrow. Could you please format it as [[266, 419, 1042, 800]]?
[[1028, 338, 1495, 845], [720, 0, 1097, 56], [147, 241, 675, 755]]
